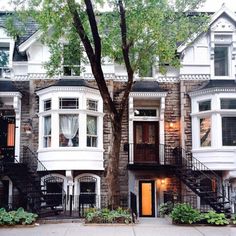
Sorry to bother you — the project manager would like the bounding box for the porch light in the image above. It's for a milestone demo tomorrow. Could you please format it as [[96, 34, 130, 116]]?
[[169, 122, 174, 128], [161, 179, 165, 185]]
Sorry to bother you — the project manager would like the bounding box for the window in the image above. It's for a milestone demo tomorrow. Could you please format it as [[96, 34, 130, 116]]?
[[87, 116, 97, 147], [0, 44, 9, 68], [44, 116, 51, 147], [222, 117, 236, 146], [221, 99, 236, 109], [214, 47, 228, 76], [44, 99, 51, 111], [200, 117, 211, 147], [199, 100, 211, 112], [87, 99, 98, 111], [59, 115, 79, 147], [63, 44, 81, 76], [59, 98, 79, 109], [134, 109, 157, 116]]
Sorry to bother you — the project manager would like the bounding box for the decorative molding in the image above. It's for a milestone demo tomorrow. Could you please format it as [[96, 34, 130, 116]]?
[[180, 74, 210, 80], [189, 87, 236, 97], [130, 92, 167, 97]]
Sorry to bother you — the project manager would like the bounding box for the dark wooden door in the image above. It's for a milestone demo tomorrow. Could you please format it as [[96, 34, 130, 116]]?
[[0, 115, 15, 162], [134, 122, 159, 163]]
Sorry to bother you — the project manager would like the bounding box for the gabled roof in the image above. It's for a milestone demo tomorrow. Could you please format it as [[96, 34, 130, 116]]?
[[177, 4, 236, 53], [0, 12, 38, 61]]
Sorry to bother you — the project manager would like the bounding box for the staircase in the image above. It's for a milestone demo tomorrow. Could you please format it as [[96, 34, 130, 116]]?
[[0, 146, 66, 216], [173, 147, 231, 215]]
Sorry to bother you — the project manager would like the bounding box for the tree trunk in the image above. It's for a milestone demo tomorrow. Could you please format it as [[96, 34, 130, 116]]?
[[106, 115, 122, 209]]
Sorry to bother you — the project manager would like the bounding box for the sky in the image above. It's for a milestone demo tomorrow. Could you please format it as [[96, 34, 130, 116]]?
[[0, 0, 236, 12]]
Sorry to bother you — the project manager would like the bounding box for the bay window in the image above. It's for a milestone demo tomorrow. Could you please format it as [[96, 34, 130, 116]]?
[[87, 116, 97, 147], [44, 116, 51, 148], [59, 115, 79, 147], [222, 117, 236, 146]]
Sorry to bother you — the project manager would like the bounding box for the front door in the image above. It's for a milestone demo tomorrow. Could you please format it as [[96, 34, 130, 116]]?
[[0, 114, 15, 162], [139, 180, 155, 217], [134, 122, 159, 163]]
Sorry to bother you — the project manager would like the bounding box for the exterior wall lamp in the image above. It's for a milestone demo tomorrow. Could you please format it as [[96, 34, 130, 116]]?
[[161, 178, 166, 185]]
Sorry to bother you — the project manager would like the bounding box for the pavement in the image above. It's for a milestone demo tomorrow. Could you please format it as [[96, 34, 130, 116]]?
[[0, 217, 235, 236]]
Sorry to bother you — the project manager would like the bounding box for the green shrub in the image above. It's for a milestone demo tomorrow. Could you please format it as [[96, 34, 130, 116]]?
[[232, 214, 236, 225], [203, 211, 229, 225], [85, 207, 132, 224], [0, 208, 38, 226], [170, 203, 201, 224], [159, 202, 174, 217]]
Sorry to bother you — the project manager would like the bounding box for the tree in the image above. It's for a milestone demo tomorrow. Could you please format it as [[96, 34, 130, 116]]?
[[7, 0, 207, 203]]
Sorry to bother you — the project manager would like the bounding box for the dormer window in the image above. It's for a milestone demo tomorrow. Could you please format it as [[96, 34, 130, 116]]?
[[214, 46, 229, 76], [0, 43, 9, 68]]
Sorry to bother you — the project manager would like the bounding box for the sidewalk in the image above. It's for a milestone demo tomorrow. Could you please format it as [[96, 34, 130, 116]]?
[[0, 218, 234, 236]]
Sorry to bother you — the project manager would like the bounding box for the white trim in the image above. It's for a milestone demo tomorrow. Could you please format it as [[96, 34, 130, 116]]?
[[130, 92, 167, 98], [41, 173, 67, 191], [18, 30, 42, 52], [74, 173, 101, 208]]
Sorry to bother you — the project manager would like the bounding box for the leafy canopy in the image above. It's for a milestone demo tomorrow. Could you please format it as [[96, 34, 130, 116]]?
[[7, 0, 208, 76]]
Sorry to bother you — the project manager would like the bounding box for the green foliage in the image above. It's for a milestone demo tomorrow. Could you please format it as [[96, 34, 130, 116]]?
[[6, 0, 209, 76], [203, 211, 229, 225], [0, 208, 38, 226], [85, 207, 132, 224], [159, 201, 174, 217], [231, 214, 236, 225], [170, 203, 201, 224]]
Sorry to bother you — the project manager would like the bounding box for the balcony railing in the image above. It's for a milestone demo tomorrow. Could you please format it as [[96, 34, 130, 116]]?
[[128, 143, 177, 165]]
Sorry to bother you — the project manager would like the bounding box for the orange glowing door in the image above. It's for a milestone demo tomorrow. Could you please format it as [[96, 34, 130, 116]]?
[[140, 181, 155, 217]]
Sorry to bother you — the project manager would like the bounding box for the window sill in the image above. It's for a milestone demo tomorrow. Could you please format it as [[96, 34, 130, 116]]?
[[38, 147, 104, 153]]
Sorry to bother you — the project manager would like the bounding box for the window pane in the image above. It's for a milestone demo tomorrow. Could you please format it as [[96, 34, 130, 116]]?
[[221, 99, 236, 109], [59, 98, 79, 109], [200, 117, 211, 147], [135, 125, 143, 143], [222, 117, 236, 146], [0, 47, 9, 67], [134, 109, 157, 116], [59, 115, 79, 147], [214, 47, 228, 76], [87, 100, 98, 111], [87, 116, 97, 147], [44, 99, 51, 111], [199, 100, 211, 112], [44, 116, 51, 147]]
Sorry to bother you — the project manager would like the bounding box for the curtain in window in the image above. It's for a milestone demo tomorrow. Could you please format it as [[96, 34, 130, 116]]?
[[44, 116, 51, 135], [87, 116, 96, 135], [60, 115, 78, 146], [7, 123, 15, 146]]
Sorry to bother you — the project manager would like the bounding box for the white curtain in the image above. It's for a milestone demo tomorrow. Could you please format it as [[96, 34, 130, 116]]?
[[60, 115, 78, 146], [44, 116, 51, 135]]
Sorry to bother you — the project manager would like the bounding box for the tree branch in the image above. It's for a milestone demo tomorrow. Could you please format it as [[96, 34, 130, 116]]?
[[84, 0, 101, 62], [67, 0, 117, 118], [118, 0, 134, 116]]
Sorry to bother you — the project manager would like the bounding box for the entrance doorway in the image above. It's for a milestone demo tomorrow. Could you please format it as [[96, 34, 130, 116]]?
[[134, 121, 159, 163], [139, 180, 155, 217], [0, 112, 15, 162]]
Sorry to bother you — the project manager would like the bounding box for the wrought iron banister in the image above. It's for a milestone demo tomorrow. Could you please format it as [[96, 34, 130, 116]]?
[[23, 146, 66, 198]]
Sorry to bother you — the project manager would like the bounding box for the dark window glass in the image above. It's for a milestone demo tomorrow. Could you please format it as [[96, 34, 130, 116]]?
[[222, 117, 236, 146], [44, 99, 51, 111], [221, 99, 236, 109], [199, 100, 211, 112], [87, 100, 98, 111], [134, 109, 157, 116], [0, 47, 9, 67], [80, 182, 96, 193], [59, 98, 79, 109], [214, 47, 228, 76]]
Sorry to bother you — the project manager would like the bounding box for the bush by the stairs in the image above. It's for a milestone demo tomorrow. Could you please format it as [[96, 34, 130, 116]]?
[[159, 201, 174, 217], [0, 207, 38, 226], [170, 203, 201, 224], [85, 207, 132, 224], [203, 211, 229, 225]]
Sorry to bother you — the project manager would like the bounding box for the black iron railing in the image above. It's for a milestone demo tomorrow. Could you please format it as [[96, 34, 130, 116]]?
[[128, 143, 177, 165]]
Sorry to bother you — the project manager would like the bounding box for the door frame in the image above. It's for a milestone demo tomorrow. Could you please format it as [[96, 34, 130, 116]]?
[[139, 180, 155, 217]]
